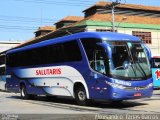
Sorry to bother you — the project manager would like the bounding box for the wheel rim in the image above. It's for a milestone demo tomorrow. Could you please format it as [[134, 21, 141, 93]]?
[[78, 91, 86, 101], [21, 87, 25, 97]]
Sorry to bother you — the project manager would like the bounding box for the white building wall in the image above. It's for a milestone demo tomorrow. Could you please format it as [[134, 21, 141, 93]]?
[[0, 41, 21, 53]]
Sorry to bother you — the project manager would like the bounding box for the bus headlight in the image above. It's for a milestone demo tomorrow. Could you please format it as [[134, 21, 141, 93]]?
[[106, 81, 126, 89], [147, 83, 153, 88]]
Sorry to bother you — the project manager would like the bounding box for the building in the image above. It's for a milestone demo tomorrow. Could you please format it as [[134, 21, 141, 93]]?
[[0, 41, 21, 53], [55, 16, 84, 29], [15, 2, 160, 55], [77, 1, 160, 55], [35, 26, 56, 37], [14, 16, 84, 48]]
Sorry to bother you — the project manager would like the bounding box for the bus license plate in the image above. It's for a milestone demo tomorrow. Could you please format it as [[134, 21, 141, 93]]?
[[134, 93, 141, 97]]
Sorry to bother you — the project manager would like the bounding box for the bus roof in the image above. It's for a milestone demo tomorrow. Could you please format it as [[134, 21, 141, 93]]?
[[7, 32, 141, 54]]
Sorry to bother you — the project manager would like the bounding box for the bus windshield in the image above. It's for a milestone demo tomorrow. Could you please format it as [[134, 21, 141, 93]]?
[[107, 41, 151, 80]]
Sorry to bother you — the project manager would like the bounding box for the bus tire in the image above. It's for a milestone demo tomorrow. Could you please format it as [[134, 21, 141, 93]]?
[[5, 84, 7, 92], [75, 86, 89, 106], [20, 85, 29, 99]]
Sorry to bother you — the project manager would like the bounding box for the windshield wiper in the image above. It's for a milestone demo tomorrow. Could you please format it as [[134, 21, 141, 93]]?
[[126, 45, 137, 77], [128, 63, 137, 77], [135, 61, 147, 78]]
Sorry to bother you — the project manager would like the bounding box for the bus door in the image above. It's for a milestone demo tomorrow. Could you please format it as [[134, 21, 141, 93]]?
[[152, 57, 160, 88]]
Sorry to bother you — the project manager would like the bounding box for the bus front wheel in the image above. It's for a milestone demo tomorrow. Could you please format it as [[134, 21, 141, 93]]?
[[20, 85, 29, 99], [75, 86, 89, 106]]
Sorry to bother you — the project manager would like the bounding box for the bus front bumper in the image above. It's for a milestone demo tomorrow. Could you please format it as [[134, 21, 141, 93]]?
[[109, 87, 153, 100]]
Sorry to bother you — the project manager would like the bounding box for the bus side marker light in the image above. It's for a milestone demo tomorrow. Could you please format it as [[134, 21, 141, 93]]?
[[102, 87, 107, 90], [95, 87, 100, 90]]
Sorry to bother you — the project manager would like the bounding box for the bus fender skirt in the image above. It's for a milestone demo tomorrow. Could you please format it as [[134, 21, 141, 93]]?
[[19, 80, 27, 90], [73, 81, 90, 99]]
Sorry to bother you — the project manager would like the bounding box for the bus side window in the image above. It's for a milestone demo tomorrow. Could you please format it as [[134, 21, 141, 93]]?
[[80, 38, 108, 75], [94, 49, 106, 74]]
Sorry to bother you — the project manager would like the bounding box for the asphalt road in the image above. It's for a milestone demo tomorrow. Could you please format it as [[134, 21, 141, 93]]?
[[0, 91, 160, 120]]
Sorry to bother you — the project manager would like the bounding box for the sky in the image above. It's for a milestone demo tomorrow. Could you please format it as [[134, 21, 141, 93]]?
[[0, 0, 160, 42]]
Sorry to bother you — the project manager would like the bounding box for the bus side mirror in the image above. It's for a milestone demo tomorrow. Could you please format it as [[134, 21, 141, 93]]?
[[96, 43, 112, 59]]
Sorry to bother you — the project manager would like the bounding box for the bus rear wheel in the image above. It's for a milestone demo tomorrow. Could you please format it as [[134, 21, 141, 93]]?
[[75, 86, 89, 106]]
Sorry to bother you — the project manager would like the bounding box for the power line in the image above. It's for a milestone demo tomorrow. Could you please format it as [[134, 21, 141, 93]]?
[[0, 18, 54, 24], [0, 15, 58, 25], [0, 18, 55, 24], [58, 0, 97, 3], [0, 0, 98, 39], [0, 15, 57, 22], [0, 0, 96, 29], [0, 25, 37, 31], [10, 0, 94, 7], [0, 24, 90, 32]]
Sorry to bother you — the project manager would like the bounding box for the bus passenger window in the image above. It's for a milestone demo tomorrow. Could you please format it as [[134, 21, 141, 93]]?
[[80, 38, 109, 75], [94, 50, 106, 74], [87, 47, 107, 75]]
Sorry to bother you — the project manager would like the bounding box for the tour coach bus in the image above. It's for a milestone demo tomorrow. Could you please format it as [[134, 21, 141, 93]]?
[[6, 32, 153, 105]]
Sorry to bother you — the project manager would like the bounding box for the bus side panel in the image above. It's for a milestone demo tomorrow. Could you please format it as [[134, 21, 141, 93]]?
[[20, 80, 46, 95], [6, 68, 49, 95], [10, 63, 90, 98], [86, 75, 153, 100], [28, 77, 74, 96], [6, 69, 20, 93]]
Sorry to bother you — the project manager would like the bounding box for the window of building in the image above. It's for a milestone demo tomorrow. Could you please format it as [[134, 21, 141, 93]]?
[[96, 29, 117, 32], [132, 31, 152, 44]]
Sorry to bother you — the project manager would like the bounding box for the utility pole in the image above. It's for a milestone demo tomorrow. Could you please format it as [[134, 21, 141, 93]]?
[[110, 0, 121, 32]]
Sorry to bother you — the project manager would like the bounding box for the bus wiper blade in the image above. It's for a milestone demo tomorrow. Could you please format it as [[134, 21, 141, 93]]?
[[135, 61, 147, 78], [129, 63, 137, 77]]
